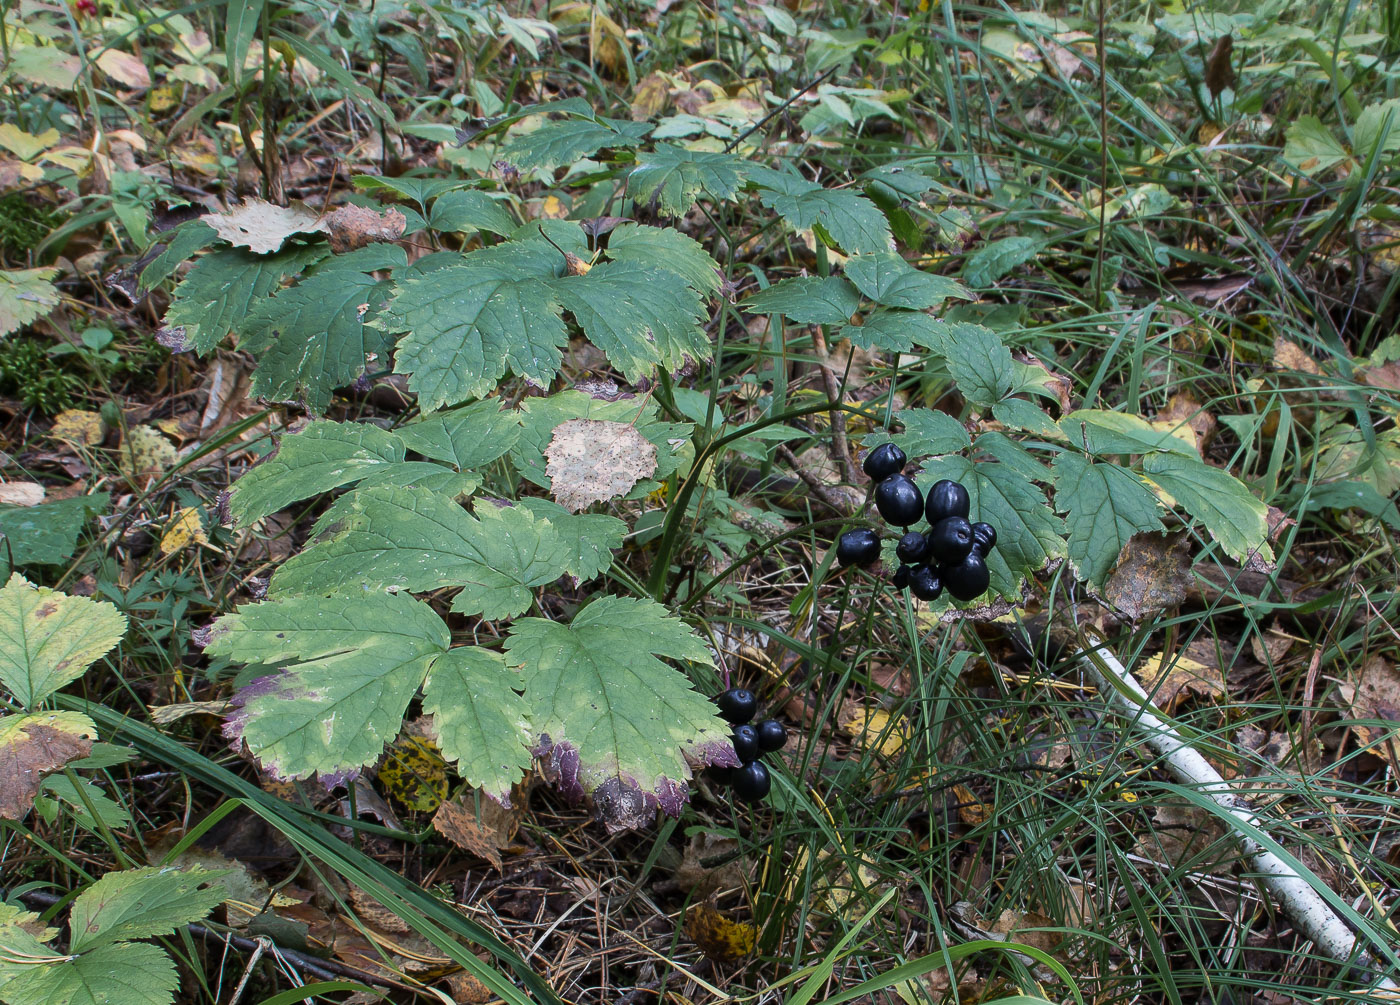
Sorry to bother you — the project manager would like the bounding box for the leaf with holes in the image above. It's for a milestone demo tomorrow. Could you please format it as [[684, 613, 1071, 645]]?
[[505, 597, 735, 831]]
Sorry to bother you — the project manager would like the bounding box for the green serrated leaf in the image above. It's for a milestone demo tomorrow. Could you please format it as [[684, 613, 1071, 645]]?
[[843, 252, 970, 309], [0, 574, 127, 709], [68, 866, 227, 952], [0, 493, 108, 567], [230, 421, 406, 525], [516, 497, 625, 581], [36, 773, 130, 830], [552, 261, 709, 381], [378, 261, 566, 411], [916, 456, 1065, 597], [744, 276, 860, 325], [164, 245, 328, 354], [356, 462, 480, 498], [138, 221, 219, 293], [963, 235, 1038, 287], [749, 167, 893, 254], [395, 398, 524, 470], [428, 189, 517, 236], [1282, 116, 1350, 174], [501, 116, 652, 171], [351, 175, 470, 207], [269, 486, 569, 621], [992, 398, 1062, 437], [505, 597, 729, 822], [511, 390, 694, 489], [2, 940, 178, 1005], [1141, 452, 1273, 565], [423, 647, 533, 799], [626, 144, 749, 215], [0, 267, 61, 337], [604, 223, 721, 297], [839, 308, 946, 352], [1052, 453, 1163, 587], [1059, 409, 1199, 457], [209, 592, 448, 780], [238, 245, 406, 413], [924, 321, 1016, 407], [890, 409, 970, 457]]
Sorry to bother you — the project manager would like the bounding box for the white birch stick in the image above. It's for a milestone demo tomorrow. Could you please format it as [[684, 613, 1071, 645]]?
[[1075, 636, 1400, 993]]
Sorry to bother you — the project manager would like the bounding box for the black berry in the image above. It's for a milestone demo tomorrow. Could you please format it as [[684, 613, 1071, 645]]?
[[716, 688, 758, 724], [970, 522, 997, 556], [909, 564, 942, 601], [895, 530, 930, 565], [943, 551, 991, 602], [836, 528, 881, 567], [875, 474, 924, 527], [756, 719, 787, 752], [732, 760, 771, 802], [925, 479, 970, 523], [927, 516, 974, 565], [862, 442, 906, 480], [731, 724, 760, 762], [892, 564, 912, 589]]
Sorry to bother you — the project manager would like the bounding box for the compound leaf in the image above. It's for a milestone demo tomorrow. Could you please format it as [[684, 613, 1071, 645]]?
[[0, 574, 127, 709], [604, 223, 721, 297], [209, 592, 448, 781], [1052, 452, 1163, 588], [744, 276, 860, 325], [68, 865, 227, 953], [230, 421, 406, 526], [505, 597, 733, 828], [626, 143, 749, 215], [237, 245, 405, 413], [1142, 452, 1273, 565], [516, 497, 626, 581], [1059, 409, 1199, 457], [164, 244, 327, 354], [422, 647, 533, 800], [840, 308, 946, 353], [843, 252, 971, 309], [500, 115, 652, 171], [748, 167, 893, 254]]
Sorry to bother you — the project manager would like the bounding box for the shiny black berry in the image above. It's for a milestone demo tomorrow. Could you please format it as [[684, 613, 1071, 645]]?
[[732, 760, 771, 802], [895, 530, 930, 564], [732, 724, 760, 762], [836, 528, 881, 566], [756, 719, 787, 752], [862, 442, 906, 481], [875, 474, 924, 527], [925, 479, 970, 523], [892, 564, 912, 589], [970, 522, 997, 556], [943, 551, 991, 602], [908, 564, 943, 601], [716, 688, 758, 724], [927, 516, 974, 565]]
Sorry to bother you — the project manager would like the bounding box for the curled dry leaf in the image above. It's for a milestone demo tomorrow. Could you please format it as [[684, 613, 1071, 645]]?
[[684, 900, 756, 962], [545, 418, 658, 512], [324, 204, 407, 253], [431, 785, 526, 869], [200, 199, 327, 255], [1103, 531, 1193, 620], [0, 711, 96, 819]]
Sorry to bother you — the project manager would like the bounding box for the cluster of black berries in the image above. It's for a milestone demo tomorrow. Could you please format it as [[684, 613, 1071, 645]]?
[[708, 688, 787, 803], [835, 442, 998, 603]]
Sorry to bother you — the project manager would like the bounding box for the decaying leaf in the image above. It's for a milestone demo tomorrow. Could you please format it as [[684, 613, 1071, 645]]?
[[94, 49, 151, 89], [377, 733, 449, 813], [1272, 336, 1323, 376], [1337, 656, 1400, 757], [432, 785, 526, 869], [159, 506, 207, 555], [545, 418, 659, 511], [0, 711, 96, 819], [841, 707, 907, 758], [119, 425, 178, 486], [50, 409, 104, 446], [1103, 531, 1193, 620], [683, 900, 756, 962], [324, 204, 407, 254], [201, 199, 327, 255], [1204, 34, 1235, 98], [1138, 645, 1226, 712]]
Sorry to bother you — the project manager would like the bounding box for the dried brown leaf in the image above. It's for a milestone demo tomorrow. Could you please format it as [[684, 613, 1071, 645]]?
[[201, 199, 327, 255], [1103, 531, 1192, 620], [0, 712, 95, 819], [545, 418, 657, 511], [324, 204, 406, 254]]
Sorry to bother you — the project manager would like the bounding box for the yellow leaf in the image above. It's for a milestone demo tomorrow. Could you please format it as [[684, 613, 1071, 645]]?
[[841, 707, 906, 758], [0, 124, 59, 161], [51, 409, 104, 446], [119, 425, 177, 486], [684, 901, 755, 962], [160, 507, 207, 556], [378, 735, 449, 813]]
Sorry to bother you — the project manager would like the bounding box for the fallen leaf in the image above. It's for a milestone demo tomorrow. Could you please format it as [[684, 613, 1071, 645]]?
[[118, 425, 177, 486], [0, 711, 96, 819], [0, 482, 44, 506], [324, 204, 406, 254], [684, 900, 755, 962], [990, 908, 1062, 954], [201, 198, 327, 255], [1337, 656, 1400, 757], [1204, 34, 1235, 98], [675, 830, 745, 895], [50, 409, 104, 447], [1249, 626, 1294, 666], [377, 733, 449, 813], [1138, 646, 1226, 712], [545, 418, 658, 511], [631, 72, 671, 119], [1156, 392, 1215, 451], [159, 506, 207, 555], [94, 49, 151, 89], [432, 786, 525, 869], [0, 124, 59, 161], [1103, 531, 1193, 620], [147, 700, 230, 725], [1272, 336, 1323, 376], [841, 707, 907, 758]]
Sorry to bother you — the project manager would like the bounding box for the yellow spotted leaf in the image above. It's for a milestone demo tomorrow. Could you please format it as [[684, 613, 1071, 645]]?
[[684, 900, 755, 962], [119, 425, 177, 486], [51, 409, 104, 446], [160, 507, 207, 556], [841, 707, 907, 758], [377, 735, 449, 812]]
